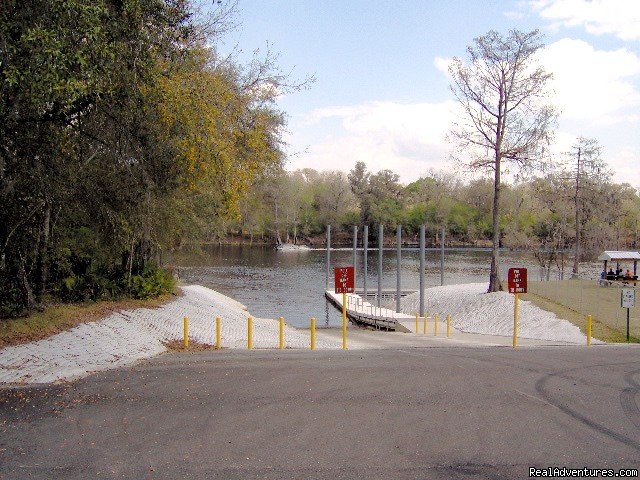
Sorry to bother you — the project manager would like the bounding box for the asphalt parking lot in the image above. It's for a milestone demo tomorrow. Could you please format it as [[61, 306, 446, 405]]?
[[1, 345, 639, 479]]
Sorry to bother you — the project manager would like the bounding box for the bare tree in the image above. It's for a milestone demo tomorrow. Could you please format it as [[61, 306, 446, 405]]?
[[448, 29, 557, 292], [564, 138, 608, 275]]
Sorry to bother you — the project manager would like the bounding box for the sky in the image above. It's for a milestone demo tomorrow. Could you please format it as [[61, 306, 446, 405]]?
[[217, 0, 640, 188]]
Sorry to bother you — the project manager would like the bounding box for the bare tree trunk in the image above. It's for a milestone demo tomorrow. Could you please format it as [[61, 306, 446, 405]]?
[[489, 156, 502, 292], [18, 256, 36, 310], [35, 202, 51, 299]]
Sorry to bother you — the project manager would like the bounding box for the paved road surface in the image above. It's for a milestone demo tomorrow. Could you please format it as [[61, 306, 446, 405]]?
[[1, 345, 639, 479]]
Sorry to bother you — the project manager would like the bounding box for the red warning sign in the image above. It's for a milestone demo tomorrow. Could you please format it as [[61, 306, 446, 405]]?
[[334, 267, 355, 294], [508, 268, 527, 294]]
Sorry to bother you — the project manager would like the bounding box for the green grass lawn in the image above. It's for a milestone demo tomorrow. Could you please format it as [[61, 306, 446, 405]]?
[[523, 279, 639, 343]]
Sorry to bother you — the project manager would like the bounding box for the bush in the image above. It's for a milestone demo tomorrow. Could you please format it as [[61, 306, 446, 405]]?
[[128, 265, 176, 299]]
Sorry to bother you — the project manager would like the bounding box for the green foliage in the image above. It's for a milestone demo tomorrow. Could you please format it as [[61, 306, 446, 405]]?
[[0, 0, 287, 317], [128, 266, 176, 300]]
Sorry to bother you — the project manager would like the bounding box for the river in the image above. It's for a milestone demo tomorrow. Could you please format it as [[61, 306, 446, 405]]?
[[172, 245, 559, 328]]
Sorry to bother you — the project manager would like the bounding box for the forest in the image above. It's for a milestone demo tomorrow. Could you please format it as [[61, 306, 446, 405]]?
[[1, 1, 639, 317]]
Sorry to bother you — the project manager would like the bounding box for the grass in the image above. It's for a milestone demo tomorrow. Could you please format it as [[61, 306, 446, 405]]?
[[163, 339, 220, 352], [0, 289, 181, 349], [522, 279, 640, 343]]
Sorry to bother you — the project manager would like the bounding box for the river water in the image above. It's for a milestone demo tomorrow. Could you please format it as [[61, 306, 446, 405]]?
[[173, 246, 552, 328]]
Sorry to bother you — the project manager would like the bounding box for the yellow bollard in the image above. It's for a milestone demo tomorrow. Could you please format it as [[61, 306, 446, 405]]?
[[247, 316, 253, 350], [310, 317, 316, 350], [215, 316, 221, 349], [434, 314, 439, 336], [587, 315, 592, 346], [513, 293, 519, 348], [183, 317, 189, 348], [415, 314, 419, 334], [342, 292, 347, 350], [279, 316, 285, 350], [446, 314, 451, 338], [423, 314, 427, 335]]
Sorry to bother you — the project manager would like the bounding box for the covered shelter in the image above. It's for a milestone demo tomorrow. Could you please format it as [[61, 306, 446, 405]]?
[[597, 251, 640, 281]]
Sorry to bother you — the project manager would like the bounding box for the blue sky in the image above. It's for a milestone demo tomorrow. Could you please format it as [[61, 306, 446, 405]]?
[[218, 0, 640, 187]]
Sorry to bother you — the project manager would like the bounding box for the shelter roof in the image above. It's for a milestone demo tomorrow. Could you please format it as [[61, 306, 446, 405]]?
[[597, 251, 640, 261]]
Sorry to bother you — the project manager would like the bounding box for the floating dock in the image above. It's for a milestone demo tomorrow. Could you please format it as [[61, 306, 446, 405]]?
[[323, 289, 422, 332]]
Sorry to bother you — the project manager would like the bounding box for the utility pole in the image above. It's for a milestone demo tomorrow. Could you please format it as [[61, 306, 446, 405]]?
[[572, 147, 581, 277]]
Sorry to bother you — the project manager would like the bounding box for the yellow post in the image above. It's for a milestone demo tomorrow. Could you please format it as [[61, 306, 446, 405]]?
[[310, 317, 316, 350], [446, 314, 451, 338], [423, 314, 427, 334], [434, 314, 439, 336], [415, 314, 419, 334], [247, 316, 253, 350], [342, 292, 347, 350], [587, 314, 592, 346], [279, 316, 285, 350], [215, 316, 221, 349], [513, 293, 519, 348], [183, 317, 189, 348]]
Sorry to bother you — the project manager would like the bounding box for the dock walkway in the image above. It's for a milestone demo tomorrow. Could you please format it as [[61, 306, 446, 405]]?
[[324, 289, 452, 333]]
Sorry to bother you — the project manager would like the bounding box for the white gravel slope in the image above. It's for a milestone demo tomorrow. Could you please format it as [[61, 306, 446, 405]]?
[[0, 285, 341, 384], [401, 283, 588, 343]]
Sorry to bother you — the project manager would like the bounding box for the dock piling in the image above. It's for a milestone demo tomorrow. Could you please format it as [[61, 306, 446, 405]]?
[[363, 225, 368, 299], [378, 225, 383, 308], [396, 225, 401, 313], [353, 225, 358, 285], [326, 225, 331, 289], [419, 225, 425, 317]]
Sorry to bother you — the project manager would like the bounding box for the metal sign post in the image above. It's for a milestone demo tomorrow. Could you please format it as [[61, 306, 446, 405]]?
[[508, 268, 528, 348], [621, 288, 635, 342]]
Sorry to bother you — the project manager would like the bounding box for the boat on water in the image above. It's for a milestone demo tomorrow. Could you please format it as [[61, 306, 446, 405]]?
[[275, 243, 312, 252]]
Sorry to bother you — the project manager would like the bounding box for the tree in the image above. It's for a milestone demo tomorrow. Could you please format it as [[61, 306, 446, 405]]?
[[0, 0, 290, 316], [448, 29, 556, 292], [563, 138, 609, 275]]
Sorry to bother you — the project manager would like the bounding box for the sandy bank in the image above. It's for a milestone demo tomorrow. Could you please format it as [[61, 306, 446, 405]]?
[[0, 285, 342, 384], [401, 283, 590, 343]]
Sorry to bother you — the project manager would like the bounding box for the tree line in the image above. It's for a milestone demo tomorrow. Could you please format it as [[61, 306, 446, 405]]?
[[227, 160, 639, 261]]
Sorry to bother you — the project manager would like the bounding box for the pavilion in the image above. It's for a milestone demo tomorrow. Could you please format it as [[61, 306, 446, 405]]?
[[597, 251, 640, 278]]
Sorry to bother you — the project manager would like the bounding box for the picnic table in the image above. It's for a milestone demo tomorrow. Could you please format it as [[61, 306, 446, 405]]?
[[601, 275, 638, 287]]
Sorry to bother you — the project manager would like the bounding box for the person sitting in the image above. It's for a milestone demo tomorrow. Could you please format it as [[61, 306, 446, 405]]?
[[607, 268, 616, 280], [625, 269, 633, 279]]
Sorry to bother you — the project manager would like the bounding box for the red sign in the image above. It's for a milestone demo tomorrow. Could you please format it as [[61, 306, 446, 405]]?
[[508, 268, 527, 294], [334, 266, 355, 294]]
